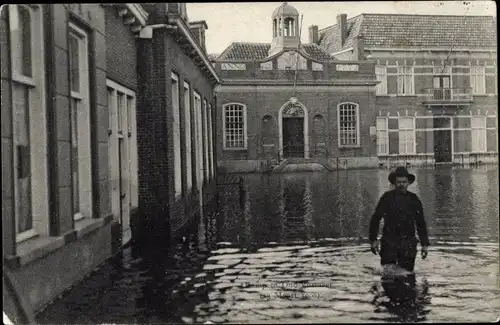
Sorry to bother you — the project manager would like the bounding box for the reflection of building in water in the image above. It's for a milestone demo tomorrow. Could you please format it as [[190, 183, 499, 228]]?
[[242, 182, 252, 246], [281, 176, 308, 242], [470, 169, 492, 239], [303, 178, 314, 240]]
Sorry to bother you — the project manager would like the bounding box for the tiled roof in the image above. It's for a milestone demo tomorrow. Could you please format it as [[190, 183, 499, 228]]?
[[318, 14, 497, 54], [215, 42, 332, 61], [208, 53, 220, 61]]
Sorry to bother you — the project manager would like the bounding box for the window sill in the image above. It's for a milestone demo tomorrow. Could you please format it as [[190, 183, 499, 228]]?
[[4, 215, 113, 269], [223, 147, 248, 151], [473, 94, 496, 97], [339, 145, 361, 149]]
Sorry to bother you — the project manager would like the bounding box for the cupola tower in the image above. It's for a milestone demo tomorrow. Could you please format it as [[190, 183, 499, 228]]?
[[269, 2, 300, 56]]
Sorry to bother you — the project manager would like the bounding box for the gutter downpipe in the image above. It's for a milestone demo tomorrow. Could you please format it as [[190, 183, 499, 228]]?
[[138, 24, 177, 39]]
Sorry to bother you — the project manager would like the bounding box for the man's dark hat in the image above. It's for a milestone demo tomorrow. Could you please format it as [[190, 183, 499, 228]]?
[[388, 167, 416, 184]]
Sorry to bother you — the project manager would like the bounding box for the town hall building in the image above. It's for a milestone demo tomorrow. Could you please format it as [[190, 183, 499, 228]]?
[[212, 2, 379, 172]]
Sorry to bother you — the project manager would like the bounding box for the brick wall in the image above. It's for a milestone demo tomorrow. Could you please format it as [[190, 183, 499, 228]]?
[[216, 86, 377, 163], [104, 6, 137, 91], [136, 18, 218, 240]]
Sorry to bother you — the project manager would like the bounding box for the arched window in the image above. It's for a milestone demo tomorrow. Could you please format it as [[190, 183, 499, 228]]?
[[337, 103, 360, 147], [273, 19, 277, 37], [223, 103, 247, 149]]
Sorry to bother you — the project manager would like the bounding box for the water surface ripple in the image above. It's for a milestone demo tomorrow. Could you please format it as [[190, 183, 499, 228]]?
[[36, 166, 499, 323]]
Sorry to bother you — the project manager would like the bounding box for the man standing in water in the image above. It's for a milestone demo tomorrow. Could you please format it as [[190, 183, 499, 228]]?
[[369, 167, 430, 275]]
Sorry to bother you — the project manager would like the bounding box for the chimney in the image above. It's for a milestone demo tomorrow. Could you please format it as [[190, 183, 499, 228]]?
[[189, 20, 208, 52], [353, 36, 365, 60], [308, 25, 319, 44], [336, 14, 347, 46]]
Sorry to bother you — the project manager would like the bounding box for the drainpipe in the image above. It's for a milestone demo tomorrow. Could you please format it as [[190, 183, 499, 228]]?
[[138, 24, 176, 39]]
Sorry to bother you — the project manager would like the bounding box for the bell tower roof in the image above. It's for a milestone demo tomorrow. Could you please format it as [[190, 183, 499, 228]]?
[[269, 2, 301, 57], [272, 2, 299, 18]]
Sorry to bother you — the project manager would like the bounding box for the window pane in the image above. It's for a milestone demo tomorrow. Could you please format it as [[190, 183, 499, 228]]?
[[471, 116, 486, 128], [376, 118, 387, 130], [171, 78, 181, 196], [14, 84, 32, 233], [127, 96, 133, 133], [399, 117, 413, 129], [69, 34, 80, 92], [71, 98, 80, 214], [224, 104, 245, 148], [117, 93, 124, 131], [184, 86, 192, 191], [18, 6, 32, 77]]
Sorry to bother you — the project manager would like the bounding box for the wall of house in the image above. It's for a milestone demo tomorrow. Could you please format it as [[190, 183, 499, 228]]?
[[371, 51, 498, 166], [104, 6, 138, 91], [136, 4, 218, 241], [104, 5, 140, 246], [2, 3, 115, 315], [216, 85, 379, 172]]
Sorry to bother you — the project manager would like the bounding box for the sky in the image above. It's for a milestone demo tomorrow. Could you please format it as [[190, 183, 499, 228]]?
[[186, 1, 496, 55]]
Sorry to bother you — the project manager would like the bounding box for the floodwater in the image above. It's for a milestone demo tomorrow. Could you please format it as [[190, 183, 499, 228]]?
[[36, 165, 499, 324]]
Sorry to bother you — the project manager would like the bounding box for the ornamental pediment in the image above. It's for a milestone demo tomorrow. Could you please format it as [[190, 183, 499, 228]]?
[[277, 51, 307, 70]]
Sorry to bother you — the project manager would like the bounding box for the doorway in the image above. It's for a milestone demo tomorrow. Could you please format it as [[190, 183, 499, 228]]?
[[118, 136, 131, 244], [282, 117, 305, 158], [433, 117, 452, 163]]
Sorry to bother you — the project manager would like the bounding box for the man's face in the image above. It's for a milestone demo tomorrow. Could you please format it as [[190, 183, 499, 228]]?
[[395, 176, 409, 193]]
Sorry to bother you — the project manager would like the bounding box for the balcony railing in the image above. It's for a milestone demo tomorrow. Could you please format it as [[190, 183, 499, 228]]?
[[421, 87, 473, 105]]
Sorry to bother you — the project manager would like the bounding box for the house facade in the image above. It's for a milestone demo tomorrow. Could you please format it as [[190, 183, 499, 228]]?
[[318, 13, 498, 167], [212, 3, 379, 173], [2, 3, 219, 320]]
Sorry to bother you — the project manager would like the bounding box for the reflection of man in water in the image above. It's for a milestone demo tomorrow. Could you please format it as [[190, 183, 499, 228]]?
[[371, 277, 430, 322], [369, 167, 430, 274]]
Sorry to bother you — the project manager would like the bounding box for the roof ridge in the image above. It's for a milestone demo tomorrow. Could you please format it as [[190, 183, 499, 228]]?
[[318, 13, 495, 33], [361, 13, 495, 18], [232, 41, 270, 45]]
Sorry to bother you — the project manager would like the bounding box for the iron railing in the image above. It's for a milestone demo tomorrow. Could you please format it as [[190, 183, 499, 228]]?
[[421, 87, 473, 103]]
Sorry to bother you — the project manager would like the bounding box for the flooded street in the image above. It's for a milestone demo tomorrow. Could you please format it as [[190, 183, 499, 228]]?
[[36, 166, 499, 324]]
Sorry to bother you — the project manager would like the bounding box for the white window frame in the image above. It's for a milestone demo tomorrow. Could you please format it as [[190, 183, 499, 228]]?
[[471, 115, 487, 153], [183, 82, 192, 192], [375, 66, 387, 95], [376, 117, 389, 155], [397, 66, 414, 95], [337, 102, 360, 148], [398, 117, 416, 155], [470, 66, 486, 95], [9, 4, 49, 242], [193, 92, 203, 188], [208, 104, 214, 179], [222, 103, 248, 150], [106, 79, 138, 224], [203, 99, 209, 182], [69, 22, 92, 221], [171, 73, 182, 198]]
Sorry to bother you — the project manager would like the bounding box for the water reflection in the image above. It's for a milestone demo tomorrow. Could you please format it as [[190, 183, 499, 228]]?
[[228, 166, 498, 245], [36, 166, 499, 324], [371, 276, 431, 322]]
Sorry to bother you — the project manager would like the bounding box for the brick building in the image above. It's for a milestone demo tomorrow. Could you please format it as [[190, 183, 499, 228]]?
[[212, 3, 379, 173], [212, 5, 498, 172], [2, 3, 219, 320], [136, 3, 220, 242], [317, 13, 498, 167]]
